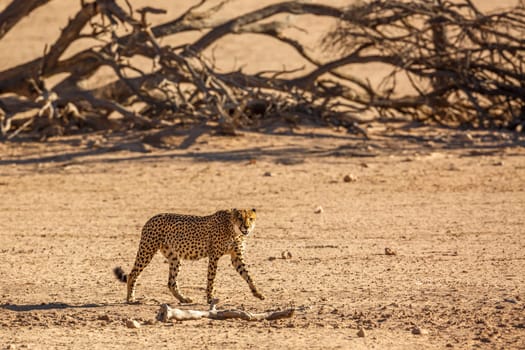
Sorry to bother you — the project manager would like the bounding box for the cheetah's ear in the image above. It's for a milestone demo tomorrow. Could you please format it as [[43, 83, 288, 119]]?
[[252, 208, 256, 212]]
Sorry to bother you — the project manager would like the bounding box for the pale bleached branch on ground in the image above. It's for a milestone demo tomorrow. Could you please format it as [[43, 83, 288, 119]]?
[[156, 303, 303, 322]]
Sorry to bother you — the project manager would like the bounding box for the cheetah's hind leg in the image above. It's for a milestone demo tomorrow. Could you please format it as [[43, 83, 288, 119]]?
[[124, 244, 158, 303], [113, 267, 141, 304]]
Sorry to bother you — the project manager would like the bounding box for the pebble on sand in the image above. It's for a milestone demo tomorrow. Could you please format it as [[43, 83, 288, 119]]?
[[343, 174, 358, 182], [385, 247, 397, 256], [357, 328, 366, 337], [126, 319, 141, 329], [411, 326, 428, 335]]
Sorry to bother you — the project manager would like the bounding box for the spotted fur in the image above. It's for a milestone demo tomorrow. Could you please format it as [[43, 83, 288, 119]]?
[[113, 208, 264, 304]]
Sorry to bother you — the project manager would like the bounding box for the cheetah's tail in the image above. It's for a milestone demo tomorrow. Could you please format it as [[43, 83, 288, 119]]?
[[113, 266, 128, 283]]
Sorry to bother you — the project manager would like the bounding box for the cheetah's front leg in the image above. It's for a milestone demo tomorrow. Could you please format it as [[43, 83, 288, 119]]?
[[206, 256, 220, 304], [230, 251, 265, 300], [167, 258, 193, 304]]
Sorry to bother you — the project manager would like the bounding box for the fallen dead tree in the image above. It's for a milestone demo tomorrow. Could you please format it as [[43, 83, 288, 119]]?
[[326, 0, 525, 130], [0, 0, 524, 140], [156, 303, 303, 322]]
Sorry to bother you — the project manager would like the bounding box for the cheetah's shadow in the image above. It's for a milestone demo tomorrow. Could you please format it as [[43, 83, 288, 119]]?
[[1, 302, 112, 312]]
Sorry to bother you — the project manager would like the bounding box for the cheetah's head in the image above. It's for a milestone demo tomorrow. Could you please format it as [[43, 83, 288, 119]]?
[[232, 208, 257, 236]]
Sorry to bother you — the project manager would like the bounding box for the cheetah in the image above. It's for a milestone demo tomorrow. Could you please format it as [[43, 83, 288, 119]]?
[[113, 208, 265, 304]]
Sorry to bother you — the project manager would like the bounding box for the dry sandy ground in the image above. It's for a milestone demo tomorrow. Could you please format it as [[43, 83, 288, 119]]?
[[0, 124, 524, 349], [1, 0, 525, 349]]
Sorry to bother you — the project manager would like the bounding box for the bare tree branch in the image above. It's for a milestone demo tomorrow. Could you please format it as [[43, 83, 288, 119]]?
[[185, 2, 344, 54], [0, 0, 51, 40], [0, 1, 98, 96]]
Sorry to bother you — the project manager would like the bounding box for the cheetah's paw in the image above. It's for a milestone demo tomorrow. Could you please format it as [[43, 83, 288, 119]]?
[[252, 291, 265, 300], [178, 296, 193, 304]]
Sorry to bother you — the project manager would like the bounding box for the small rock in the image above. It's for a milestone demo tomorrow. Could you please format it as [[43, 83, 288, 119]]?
[[411, 326, 428, 335], [493, 161, 504, 166], [281, 251, 292, 259], [141, 143, 154, 153], [445, 343, 453, 348], [385, 247, 397, 256], [343, 174, 358, 182], [143, 319, 156, 325], [126, 319, 141, 329], [360, 163, 369, 168], [357, 327, 366, 337], [263, 171, 273, 177], [314, 206, 324, 214], [97, 314, 110, 322]]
